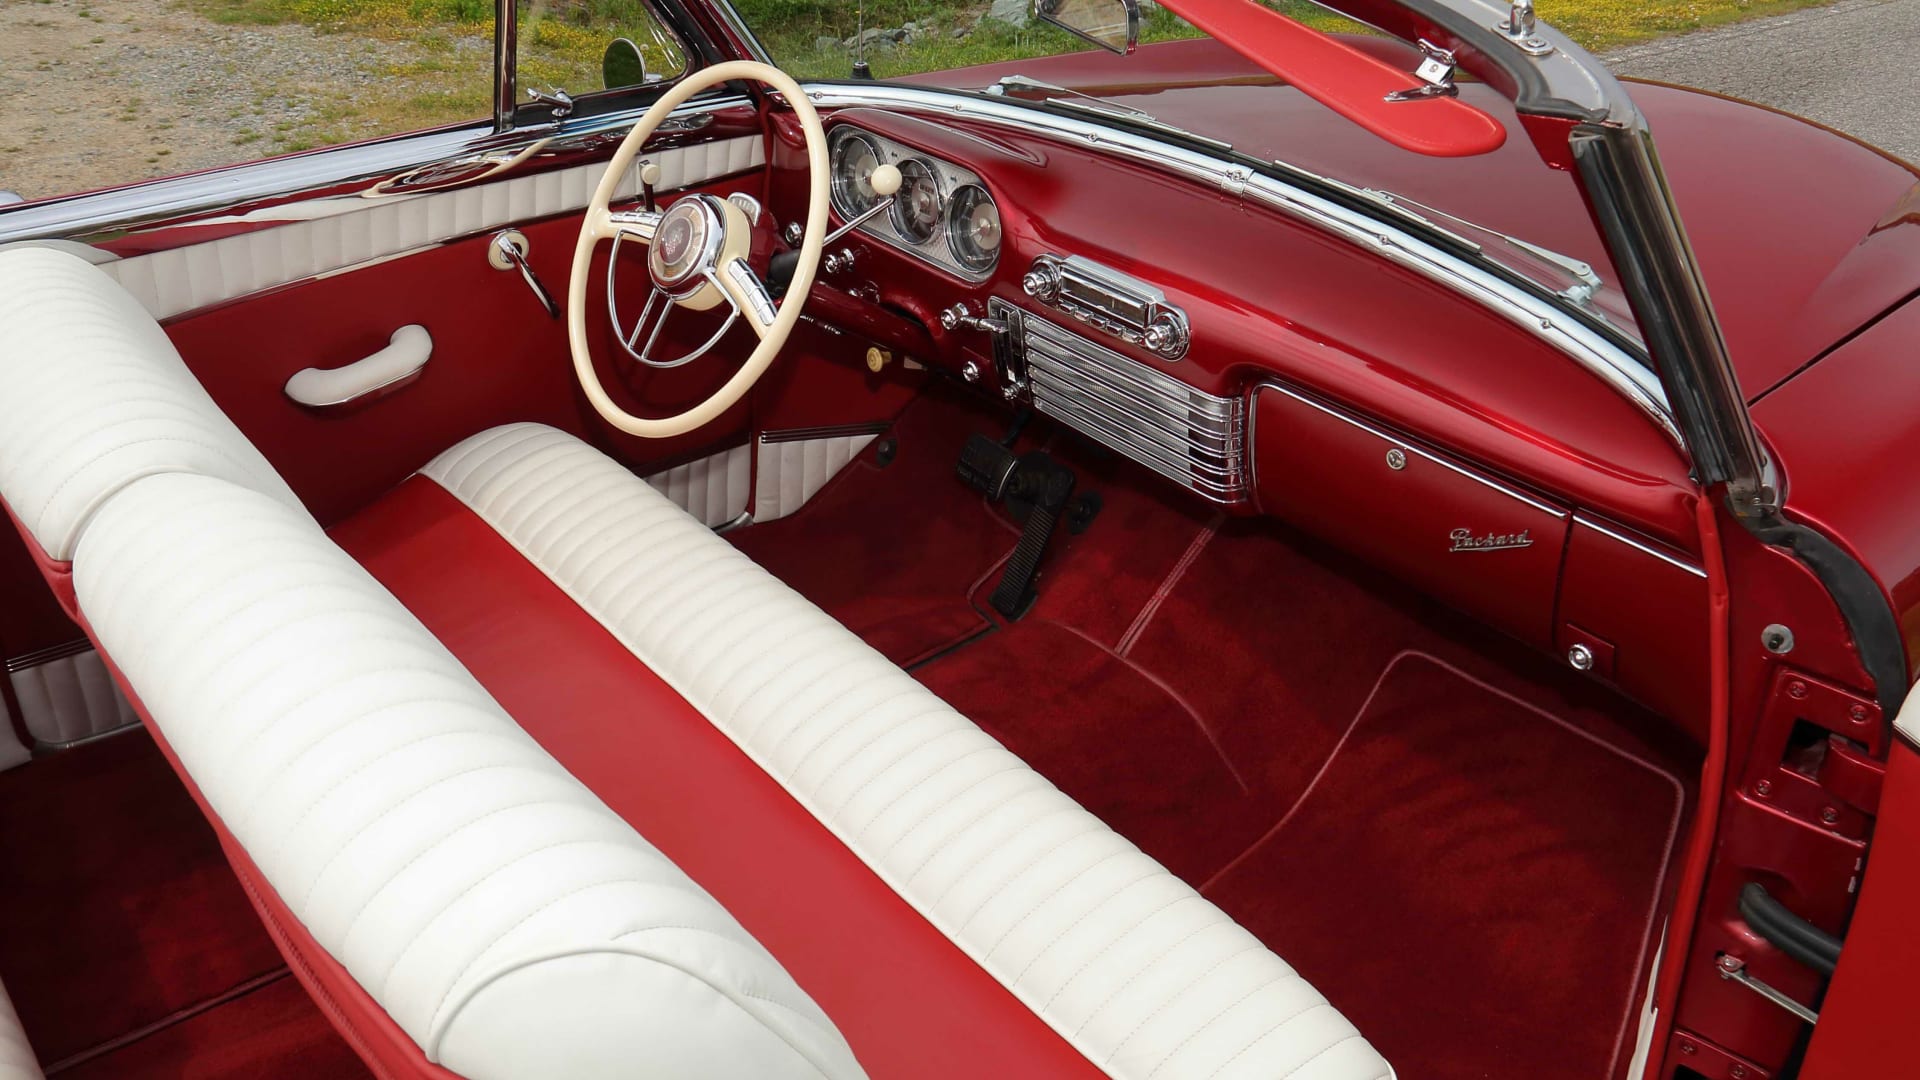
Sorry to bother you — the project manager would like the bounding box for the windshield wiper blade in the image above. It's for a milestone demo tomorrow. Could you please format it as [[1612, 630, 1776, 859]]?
[[1369, 190, 1603, 304], [982, 74, 1155, 121], [982, 75, 1232, 152]]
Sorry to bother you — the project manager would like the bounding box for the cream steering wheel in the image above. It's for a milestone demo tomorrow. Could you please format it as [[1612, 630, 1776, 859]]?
[[567, 61, 827, 438]]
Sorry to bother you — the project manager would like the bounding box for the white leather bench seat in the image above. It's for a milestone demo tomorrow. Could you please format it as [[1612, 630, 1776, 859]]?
[[0, 978, 42, 1080], [0, 246, 1393, 1079]]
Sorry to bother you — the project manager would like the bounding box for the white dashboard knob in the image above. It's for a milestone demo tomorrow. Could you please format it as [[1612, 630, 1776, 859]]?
[[870, 163, 902, 198]]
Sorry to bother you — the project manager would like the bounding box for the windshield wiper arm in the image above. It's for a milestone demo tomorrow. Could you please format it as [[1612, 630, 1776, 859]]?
[[982, 74, 1156, 121], [982, 74, 1233, 152], [1370, 188, 1602, 305]]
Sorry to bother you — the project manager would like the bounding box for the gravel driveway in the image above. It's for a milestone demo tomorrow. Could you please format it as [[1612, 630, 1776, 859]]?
[[1606, 0, 1920, 164], [0, 0, 467, 202]]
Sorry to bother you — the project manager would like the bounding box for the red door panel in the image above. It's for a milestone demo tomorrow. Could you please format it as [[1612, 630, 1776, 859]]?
[[1801, 736, 1920, 1079]]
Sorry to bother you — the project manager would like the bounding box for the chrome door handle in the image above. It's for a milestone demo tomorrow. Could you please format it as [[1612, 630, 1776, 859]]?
[[284, 325, 432, 408]]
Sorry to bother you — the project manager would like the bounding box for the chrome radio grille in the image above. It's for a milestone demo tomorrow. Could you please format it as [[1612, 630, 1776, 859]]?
[[1002, 304, 1247, 505]]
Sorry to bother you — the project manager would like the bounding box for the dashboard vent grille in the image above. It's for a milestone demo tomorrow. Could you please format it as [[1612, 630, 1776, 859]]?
[[1012, 308, 1247, 505]]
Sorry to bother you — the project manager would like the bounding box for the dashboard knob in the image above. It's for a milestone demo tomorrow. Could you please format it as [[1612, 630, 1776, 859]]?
[[1142, 312, 1190, 360], [1022, 265, 1059, 301]]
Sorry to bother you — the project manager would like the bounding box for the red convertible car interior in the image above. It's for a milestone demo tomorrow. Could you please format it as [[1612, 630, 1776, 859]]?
[[1, 0, 1918, 1077]]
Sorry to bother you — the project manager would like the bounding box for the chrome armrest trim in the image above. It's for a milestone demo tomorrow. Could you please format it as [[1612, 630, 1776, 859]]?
[[803, 83, 1679, 450]]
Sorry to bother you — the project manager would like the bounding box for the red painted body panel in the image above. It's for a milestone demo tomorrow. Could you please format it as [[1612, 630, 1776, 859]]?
[[1802, 740, 1920, 1080], [1753, 296, 1920, 675]]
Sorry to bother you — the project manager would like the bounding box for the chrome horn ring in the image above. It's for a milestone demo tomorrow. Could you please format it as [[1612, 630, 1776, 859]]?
[[605, 195, 742, 370]]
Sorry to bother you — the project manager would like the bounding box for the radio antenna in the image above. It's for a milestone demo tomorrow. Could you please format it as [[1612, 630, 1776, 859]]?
[[852, 0, 873, 79]]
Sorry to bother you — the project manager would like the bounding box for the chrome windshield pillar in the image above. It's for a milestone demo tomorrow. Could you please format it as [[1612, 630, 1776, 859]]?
[[493, 0, 517, 133], [1569, 118, 1769, 512]]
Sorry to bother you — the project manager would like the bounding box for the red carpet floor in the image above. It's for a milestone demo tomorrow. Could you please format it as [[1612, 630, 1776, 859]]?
[[0, 731, 367, 1077], [738, 391, 1696, 1080]]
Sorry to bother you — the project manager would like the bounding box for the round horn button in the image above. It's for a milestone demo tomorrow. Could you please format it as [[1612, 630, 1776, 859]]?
[[650, 198, 721, 294]]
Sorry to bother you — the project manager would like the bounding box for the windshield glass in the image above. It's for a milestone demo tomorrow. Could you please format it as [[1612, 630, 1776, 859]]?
[[725, 0, 1646, 351]]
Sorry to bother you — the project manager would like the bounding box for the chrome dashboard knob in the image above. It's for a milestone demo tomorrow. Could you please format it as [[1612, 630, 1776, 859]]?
[[1022, 265, 1060, 301], [1142, 311, 1190, 360]]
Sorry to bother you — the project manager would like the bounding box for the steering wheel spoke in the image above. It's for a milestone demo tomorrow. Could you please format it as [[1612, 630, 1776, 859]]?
[[567, 60, 828, 438], [716, 258, 779, 340]]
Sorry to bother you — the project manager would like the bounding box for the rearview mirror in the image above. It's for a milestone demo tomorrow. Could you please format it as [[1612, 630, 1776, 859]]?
[[1035, 0, 1139, 54], [602, 38, 648, 91]]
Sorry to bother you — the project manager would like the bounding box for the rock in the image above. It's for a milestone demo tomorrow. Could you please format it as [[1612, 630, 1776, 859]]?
[[951, 25, 969, 39], [845, 26, 900, 50], [814, 35, 838, 51], [987, 0, 1030, 27]]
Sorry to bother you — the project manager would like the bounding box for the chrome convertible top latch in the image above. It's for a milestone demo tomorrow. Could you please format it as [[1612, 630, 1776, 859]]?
[[1385, 40, 1459, 102]]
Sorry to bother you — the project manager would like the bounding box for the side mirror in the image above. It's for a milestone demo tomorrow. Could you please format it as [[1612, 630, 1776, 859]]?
[[602, 38, 648, 91], [1035, 0, 1139, 54]]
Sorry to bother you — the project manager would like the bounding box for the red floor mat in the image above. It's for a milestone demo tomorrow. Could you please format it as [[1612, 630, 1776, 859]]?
[[1203, 653, 1683, 1080], [57, 974, 368, 1079], [0, 732, 365, 1077], [914, 619, 1264, 883], [730, 387, 1018, 666]]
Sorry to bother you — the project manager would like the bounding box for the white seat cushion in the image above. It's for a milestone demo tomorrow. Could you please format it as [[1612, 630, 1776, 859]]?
[[0, 247, 306, 560], [0, 978, 41, 1080], [72, 471, 864, 1080], [424, 423, 1394, 1080]]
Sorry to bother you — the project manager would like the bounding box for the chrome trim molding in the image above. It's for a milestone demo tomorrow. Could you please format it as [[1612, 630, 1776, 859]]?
[[89, 135, 763, 320], [0, 95, 753, 249], [1255, 381, 1568, 519], [1012, 306, 1248, 504], [1574, 513, 1706, 578], [805, 83, 1679, 447]]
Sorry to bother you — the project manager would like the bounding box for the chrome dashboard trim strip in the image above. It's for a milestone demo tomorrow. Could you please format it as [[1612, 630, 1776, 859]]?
[[804, 83, 1680, 448], [1254, 381, 1569, 519], [1573, 513, 1706, 578]]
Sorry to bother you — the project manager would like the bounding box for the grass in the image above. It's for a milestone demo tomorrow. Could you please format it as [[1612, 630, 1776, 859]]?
[[169, 0, 1834, 152]]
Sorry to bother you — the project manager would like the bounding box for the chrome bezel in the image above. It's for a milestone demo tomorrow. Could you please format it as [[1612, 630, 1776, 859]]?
[[945, 183, 1001, 275], [828, 129, 886, 221], [822, 122, 995, 283], [889, 158, 944, 245]]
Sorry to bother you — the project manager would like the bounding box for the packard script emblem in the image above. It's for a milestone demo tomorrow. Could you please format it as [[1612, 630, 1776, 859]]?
[[1449, 528, 1534, 553]]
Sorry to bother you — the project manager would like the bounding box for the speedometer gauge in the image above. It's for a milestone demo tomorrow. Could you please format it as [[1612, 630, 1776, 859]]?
[[890, 159, 943, 245], [830, 132, 884, 219], [946, 184, 1001, 274]]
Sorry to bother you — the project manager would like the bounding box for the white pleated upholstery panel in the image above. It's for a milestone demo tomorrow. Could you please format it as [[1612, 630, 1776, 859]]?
[[8, 649, 139, 747], [423, 424, 1393, 1080], [73, 472, 865, 1080], [0, 248, 309, 559], [0, 696, 26, 774], [0, 978, 41, 1080], [100, 136, 764, 320], [646, 444, 752, 528], [753, 433, 879, 522]]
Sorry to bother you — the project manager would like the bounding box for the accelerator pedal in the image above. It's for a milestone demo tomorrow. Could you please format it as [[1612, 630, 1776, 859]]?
[[956, 432, 1078, 619]]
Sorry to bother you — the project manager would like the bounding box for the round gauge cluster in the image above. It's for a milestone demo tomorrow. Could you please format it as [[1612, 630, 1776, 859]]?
[[828, 129, 1003, 277]]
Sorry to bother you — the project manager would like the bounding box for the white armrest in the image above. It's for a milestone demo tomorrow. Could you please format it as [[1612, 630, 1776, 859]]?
[[284, 325, 431, 408]]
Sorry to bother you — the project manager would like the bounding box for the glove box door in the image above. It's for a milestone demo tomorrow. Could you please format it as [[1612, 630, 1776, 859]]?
[[1249, 383, 1570, 645]]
